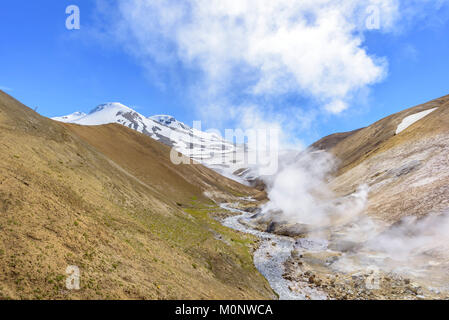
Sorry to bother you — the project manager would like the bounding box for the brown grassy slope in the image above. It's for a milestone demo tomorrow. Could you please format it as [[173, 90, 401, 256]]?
[[63, 123, 257, 204], [0, 90, 274, 300], [372, 97, 449, 155], [317, 94, 449, 176], [310, 128, 363, 152]]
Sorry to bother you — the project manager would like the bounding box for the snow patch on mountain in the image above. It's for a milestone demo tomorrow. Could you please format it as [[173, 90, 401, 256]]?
[[52, 111, 86, 123], [396, 108, 438, 135]]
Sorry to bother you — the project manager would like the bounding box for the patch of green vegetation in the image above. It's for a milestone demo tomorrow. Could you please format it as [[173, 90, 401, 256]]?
[[183, 207, 256, 270]]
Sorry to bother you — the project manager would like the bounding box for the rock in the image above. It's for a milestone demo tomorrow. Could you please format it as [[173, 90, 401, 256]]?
[[308, 276, 315, 284], [244, 206, 260, 214], [407, 283, 422, 295], [266, 222, 278, 233], [266, 221, 310, 237]]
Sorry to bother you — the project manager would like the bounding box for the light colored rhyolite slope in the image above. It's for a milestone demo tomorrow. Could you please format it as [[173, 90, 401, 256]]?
[[315, 95, 449, 175], [0, 90, 274, 300], [318, 94, 449, 223]]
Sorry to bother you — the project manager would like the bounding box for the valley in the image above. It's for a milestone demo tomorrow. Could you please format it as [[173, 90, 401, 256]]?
[[3, 0, 449, 306], [1, 90, 449, 300]]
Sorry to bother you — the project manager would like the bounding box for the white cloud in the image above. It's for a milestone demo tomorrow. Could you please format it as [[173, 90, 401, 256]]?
[[112, 1, 390, 113], [97, 0, 449, 139], [325, 100, 349, 114]]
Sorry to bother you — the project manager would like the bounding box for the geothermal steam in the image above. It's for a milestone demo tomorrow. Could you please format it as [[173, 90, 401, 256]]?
[[261, 150, 368, 227], [260, 149, 449, 279]]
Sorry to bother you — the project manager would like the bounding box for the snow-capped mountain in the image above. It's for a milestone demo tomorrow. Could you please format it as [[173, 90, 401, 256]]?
[[53, 103, 248, 180]]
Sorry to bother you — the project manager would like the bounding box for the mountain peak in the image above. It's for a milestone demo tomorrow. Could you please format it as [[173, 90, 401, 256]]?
[[149, 115, 191, 130], [88, 102, 131, 115]]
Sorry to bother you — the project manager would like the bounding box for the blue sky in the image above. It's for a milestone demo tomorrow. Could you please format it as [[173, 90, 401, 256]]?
[[1, 0, 448, 146]]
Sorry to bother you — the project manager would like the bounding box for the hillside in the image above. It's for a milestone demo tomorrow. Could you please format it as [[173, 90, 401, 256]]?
[[314, 95, 449, 175], [309, 128, 363, 153], [322, 94, 449, 222], [0, 90, 274, 300]]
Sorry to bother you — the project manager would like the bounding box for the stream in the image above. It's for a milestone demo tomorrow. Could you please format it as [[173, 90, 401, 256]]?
[[220, 203, 327, 300], [219, 202, 449, 300]]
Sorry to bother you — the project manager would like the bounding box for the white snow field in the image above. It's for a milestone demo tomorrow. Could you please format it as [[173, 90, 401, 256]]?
[[396, 108, 438, 135], [52, 111, 87, 123]]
